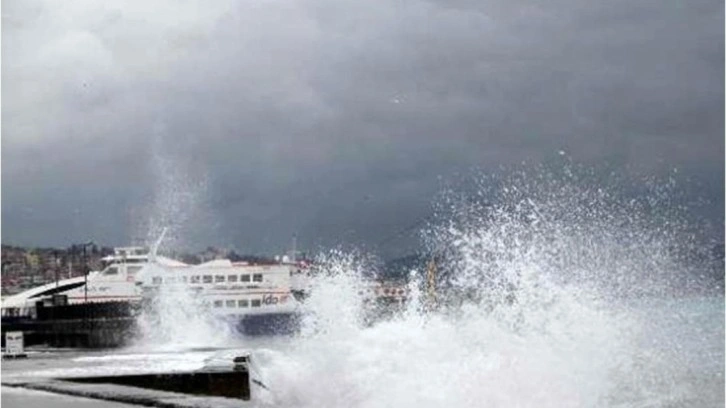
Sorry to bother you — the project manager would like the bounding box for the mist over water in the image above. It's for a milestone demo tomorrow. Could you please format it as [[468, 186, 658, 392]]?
[[133, 164, 723, 407]]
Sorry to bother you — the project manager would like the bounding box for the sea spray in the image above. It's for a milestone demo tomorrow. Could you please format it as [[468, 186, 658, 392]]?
[[298, 249, 372, 338], [428, 165, 716, 301], [131, 263, 239, 351], [261, 263, 628, 407], [132, 134, 215, 253], [124, 164, 720, 406], [255, 166, 714, 408], [128, 139, 227, 350]]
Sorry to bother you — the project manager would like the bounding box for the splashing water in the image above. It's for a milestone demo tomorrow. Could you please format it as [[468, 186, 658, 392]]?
[[128, 138, 227, 350], [427, 165, 716, 301], [261, 255, 628, 406], [130, 264, 240, 351], [249, 166, 722, 408], [124, 164, 721, 406], [132, 135, 214, 251]]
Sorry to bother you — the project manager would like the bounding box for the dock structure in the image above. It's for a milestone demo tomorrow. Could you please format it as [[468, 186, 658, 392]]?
[[67, 360, 252, 400], [2, 354, 255, 406], [1, 301, 137, 348]]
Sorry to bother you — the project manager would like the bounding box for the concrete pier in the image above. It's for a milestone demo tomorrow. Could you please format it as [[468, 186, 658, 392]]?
[[2, 301, 137, 348], [2, 350, 255, 407]]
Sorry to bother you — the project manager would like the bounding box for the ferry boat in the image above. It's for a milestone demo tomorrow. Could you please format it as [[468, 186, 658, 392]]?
[[1, 247, 185, 319], [1, 242, 311, 334], [136, 258, 309, 334]]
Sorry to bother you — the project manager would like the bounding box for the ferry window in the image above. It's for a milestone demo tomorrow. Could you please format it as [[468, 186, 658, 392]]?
[[103, 267, 118, 275], [215, 275, 225, 283], [251, 299, 261, 307], [152, 276, 162, 285], [238, 299, 249, 308], [191, 276, 200, 283], [127, 266, 143, 275], [213, 300, 223, 308], [203, 275, 213, 284], [226, 300, 236, 308], [252, 274, 263, 282], [240, 274, 250, 282], [228, 275, 238, 283]]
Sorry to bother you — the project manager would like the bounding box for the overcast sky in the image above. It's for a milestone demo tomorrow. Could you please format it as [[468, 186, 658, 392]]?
[[2, 0, 723, 257]]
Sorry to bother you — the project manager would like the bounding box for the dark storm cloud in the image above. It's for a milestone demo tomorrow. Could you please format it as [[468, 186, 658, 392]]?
[[2, 0, 723, 256]]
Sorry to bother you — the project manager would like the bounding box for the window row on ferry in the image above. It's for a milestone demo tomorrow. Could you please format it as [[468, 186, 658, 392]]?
[[151, 274, 264, 285], [212, 299, 262, 308]]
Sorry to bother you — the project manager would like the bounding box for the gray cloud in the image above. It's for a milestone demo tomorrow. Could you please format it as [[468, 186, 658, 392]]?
[[2, 0, 723, 256]]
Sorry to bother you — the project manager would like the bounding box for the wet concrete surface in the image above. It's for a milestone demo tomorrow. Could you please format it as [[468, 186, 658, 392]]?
[[2, 386, 140, 408], [1, 348, 259, 407]]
